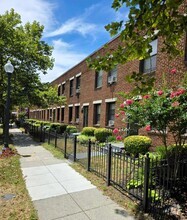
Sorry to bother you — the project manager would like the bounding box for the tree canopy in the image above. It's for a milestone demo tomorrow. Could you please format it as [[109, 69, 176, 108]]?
[[0, 9, 55, 122], [89, 0, 187, 71]]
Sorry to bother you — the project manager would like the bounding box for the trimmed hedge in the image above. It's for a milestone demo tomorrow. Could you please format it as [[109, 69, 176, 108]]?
[[81, 127, 96, 136], [94, 128, 112, 142], [77, 135, 96, 144], [66, 125, 77, 134], [124, 135, 151, 155]]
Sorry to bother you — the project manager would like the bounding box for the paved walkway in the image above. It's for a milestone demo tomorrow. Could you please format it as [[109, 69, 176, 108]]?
[[11, 128, 135, 220]]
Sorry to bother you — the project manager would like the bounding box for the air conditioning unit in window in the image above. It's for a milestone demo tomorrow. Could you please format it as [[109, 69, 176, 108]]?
[[108, 76, 117, 84], [75, 118, 79, 123], [76, 88, 80, 94], [108, 120, 114, 127]]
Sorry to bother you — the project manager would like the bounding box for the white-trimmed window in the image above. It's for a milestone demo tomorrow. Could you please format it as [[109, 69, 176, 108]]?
[[108, 66, 117, 84], [95, 70, 103, 88], [107, 102, 115, 127], [70, 79, 74, 97], [75, 106, 80, 123], [140, 39, 158, 74], [94, 104, 101, 125]]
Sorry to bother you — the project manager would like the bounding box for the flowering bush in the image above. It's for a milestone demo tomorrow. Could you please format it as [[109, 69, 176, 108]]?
[[115, 83, 187, 164]]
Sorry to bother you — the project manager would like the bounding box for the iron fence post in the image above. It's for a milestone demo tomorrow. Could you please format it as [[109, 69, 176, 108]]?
[[143, 153, 150, 213], [73, 135, 77, 162], [40, 125, 43, 142], [107, 144, 112, 186], [55, 130, 57, 147], [64, 132, 67, 158], [87, 139, 91, 171], [43, 127, 46, 142], [48, 129, 50, 145]]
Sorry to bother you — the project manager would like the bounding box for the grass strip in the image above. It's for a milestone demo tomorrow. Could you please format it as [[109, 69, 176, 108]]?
[[0, 146, 38, 220]]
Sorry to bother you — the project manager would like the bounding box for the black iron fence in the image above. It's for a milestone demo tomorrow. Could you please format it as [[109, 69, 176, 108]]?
[[26, 124, 187, 219]]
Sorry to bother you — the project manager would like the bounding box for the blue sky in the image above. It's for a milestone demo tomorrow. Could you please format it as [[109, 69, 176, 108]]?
[[0, 0, 128, 82]]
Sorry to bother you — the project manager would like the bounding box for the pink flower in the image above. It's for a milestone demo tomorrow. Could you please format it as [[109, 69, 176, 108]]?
[[157, 90, 163, 96], [145, 125, 151, 131], [113, 128, 119, 134], [116, 135, 122, 141], [143, 95, 150, 99], [172, 101, 179, 107], [115, 113, 120, 118], [120, 103, 125, 108], [126, 99, 133, 105], [170, 68, 177, 74], [177, 88, 185, 95], [170, 88, 185, 98], [120, 111, 125, 115]]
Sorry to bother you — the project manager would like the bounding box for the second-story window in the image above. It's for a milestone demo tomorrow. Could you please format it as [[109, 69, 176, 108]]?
[[108, 67, 117, 84], [76, 76, 81, 94], [140, 39, 158, 74], [61, 83, 65, 95], [58, 85, 61, 96], [95, 70, 103, 88], [70, 79, 74, 97]]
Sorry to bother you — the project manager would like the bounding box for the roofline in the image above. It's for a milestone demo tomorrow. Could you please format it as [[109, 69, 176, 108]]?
[[51, 34, 120, 84]]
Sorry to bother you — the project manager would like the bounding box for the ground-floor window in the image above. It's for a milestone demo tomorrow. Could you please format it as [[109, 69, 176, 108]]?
[[93, 104, 101, 125], [69, 107, 73, 123], [106, 102, 115, 127], [75, 106, 80, 123]]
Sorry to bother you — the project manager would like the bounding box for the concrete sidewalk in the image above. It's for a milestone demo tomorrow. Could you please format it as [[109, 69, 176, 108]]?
[[11, 128, 135, 220]]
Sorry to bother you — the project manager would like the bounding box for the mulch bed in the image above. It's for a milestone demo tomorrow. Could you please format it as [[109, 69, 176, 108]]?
[[0, 148, 18, 159]]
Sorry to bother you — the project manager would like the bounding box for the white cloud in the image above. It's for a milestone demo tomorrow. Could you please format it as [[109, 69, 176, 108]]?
[[0, 0, 56, 32], [46, 17, 97, 37], [40, 39, 88, 83]]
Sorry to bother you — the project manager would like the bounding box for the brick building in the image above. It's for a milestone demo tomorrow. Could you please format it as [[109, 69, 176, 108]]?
[[30, 34, 187, 146]]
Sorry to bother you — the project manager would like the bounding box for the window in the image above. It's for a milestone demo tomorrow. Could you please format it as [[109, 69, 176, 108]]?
[[95, 70, 103, 88], [61, 108, 64, 122], [58, 86, 61, 96], [70, 79, 74, 96], [76, 76, 81, 89], [94, 104, 101, 125], [140, 39, 158, 74], [75, 106, 80, 123], [57, 108, 60, 121], [107, 102, 115, 126], [76, 76, 81, 94], [61, 83, 65, 95], [108, 67, 117, 84], [69, 107, 73, 123], [127, 120, 139, 136]]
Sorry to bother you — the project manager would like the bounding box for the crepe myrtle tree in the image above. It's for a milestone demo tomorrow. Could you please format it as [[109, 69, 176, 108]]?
[[88, 0, 187, 94], [113, 70, 187, 167]]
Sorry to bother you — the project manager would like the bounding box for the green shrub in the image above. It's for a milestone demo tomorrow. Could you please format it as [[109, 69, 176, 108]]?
[[57, 124, 67, 134], [66, 125, 77, 134], [81, 127, 96, 136], [94, 128, 112, 142], [50, 123, 61, 132], [156, 144, 187, 160], [107, 135, 117, 143], [124, 135, 151, 155], [77, 135, 96, 144]]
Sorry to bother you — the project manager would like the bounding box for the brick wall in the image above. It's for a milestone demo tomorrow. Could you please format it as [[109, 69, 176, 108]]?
[[30, 31, 187, 147]]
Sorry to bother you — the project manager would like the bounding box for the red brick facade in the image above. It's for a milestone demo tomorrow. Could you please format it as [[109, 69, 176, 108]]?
[[30, 34, 187, 147]]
